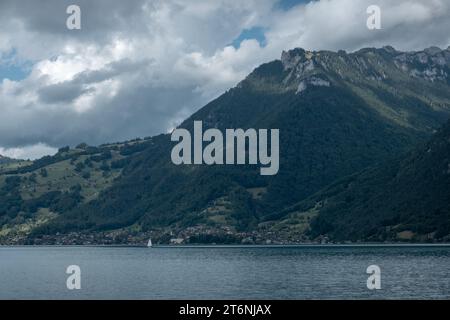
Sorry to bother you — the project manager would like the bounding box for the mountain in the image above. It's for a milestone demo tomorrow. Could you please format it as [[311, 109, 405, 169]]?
[[1, 46, 450, 244], [0, 155, 15, 165], [280, 119, 450, 243], [0, 141, 150, 243], [0, 155, 30, 173]]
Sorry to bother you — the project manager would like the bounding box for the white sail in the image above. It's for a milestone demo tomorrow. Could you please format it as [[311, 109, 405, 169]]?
[[147, 239, 152, 247]]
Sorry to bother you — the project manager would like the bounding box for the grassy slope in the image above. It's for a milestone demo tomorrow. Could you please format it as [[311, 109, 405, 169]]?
[[0, 140, 150, 241]]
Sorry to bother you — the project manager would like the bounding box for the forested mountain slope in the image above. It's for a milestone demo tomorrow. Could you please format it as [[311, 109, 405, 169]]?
[[1, 46, 450, 244]]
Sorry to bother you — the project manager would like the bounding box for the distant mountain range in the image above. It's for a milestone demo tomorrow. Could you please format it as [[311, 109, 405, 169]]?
[[1, 45, 450, 244]]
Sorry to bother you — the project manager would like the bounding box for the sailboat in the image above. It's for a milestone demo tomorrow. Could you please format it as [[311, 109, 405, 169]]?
[[147, 239, 153, 248]]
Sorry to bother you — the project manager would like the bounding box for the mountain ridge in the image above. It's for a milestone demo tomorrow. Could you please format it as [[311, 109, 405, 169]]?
[[1, 45, 450, 244]]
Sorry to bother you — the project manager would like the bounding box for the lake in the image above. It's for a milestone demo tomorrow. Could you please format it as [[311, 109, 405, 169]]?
[[1, 245, 450, 299]]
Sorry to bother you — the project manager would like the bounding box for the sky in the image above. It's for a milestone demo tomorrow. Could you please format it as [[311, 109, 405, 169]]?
[[0, 0, 449, 159]]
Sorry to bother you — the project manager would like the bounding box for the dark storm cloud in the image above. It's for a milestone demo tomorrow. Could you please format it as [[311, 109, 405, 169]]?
[[76, 59, 154, 83], [0, 0, 148, 37], [37, 58, 153, 104], [38, 81, 91, 104]]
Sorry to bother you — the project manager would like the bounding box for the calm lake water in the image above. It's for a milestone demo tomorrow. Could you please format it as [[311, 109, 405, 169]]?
[[1, 245, 450, 299]]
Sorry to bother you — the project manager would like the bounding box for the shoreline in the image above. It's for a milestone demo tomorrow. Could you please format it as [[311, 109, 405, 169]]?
[[2, 243, 450, 248]]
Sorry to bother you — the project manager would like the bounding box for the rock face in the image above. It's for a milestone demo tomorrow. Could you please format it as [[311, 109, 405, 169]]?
[[296, 77, 330, 94], [280, 46, 450, 91], [392, 47, 450, 82]]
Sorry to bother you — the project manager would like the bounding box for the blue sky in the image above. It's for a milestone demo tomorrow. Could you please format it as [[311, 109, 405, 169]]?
[[0, 64, 31, 81], [230, 0, 313, 48], [0, 49, 32, 82], [231, 27, 267, 48], [277, 0, 314, 10]]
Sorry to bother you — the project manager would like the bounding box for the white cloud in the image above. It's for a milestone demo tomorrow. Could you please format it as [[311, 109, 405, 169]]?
[[0, 0, 449, 158], [0, 143, 57, 160]]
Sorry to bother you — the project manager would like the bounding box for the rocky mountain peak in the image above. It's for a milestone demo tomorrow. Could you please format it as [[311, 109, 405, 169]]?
[[281, 48, 314, 70], [278, 45, 450, 89], [393, 46, 450, 82], [279, 48, 331, 94]]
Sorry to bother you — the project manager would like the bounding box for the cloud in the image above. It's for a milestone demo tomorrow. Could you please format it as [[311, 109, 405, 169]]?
[[0, 143, 57, 160], [0, 0, 449, 158]]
